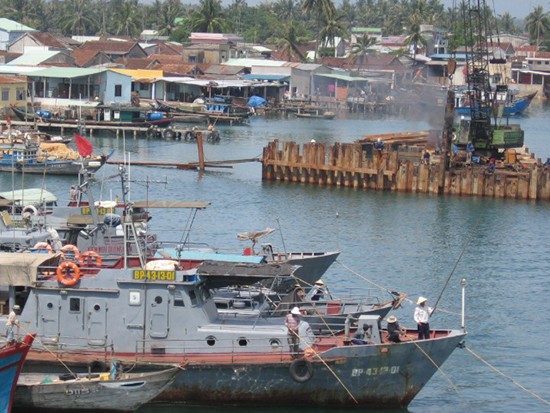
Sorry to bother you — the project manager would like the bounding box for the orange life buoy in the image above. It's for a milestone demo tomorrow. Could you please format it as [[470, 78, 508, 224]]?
[[79, 251, 103, 267], [57, 261, 81, 286], [61, 244, 80, 261], [34, 242, 53, 253]]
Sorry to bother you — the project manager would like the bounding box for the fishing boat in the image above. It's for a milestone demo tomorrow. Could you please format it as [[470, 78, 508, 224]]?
[[0, 242, 466, 408], [0, 335, 35, 413], [14, 366, 182, 412], [155, 97, 252, 124], [295, 111, 336, 120], [0, 134, 110, 175], [454, 87, 537, 116], [9, 104, 173, 130]]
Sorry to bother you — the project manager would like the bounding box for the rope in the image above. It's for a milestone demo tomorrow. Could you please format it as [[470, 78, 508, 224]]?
[[433, 210, 485, 313], [290, 329, 358, 404], [465, 346, 550, 406], [413, 341, 462, 397]]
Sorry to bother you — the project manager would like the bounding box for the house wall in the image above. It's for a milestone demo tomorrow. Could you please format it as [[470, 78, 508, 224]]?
[[102, 71, 131, 104], [0, 30, 28, 51], [7, 35, 38, 53], [0, 80, 27, 109]]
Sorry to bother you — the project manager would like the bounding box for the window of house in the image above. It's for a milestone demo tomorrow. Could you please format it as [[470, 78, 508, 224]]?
[[115, 84, 122, 97], [16, 89, 25, 100], [1, 89, 9, 101], [140, 83, 149, 91], [189, 56, 197, 63]]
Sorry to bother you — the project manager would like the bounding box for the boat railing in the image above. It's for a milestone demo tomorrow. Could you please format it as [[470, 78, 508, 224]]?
[[133, 336, 302, 363]]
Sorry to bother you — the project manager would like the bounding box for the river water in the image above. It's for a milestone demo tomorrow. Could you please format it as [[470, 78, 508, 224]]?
[[2, 101, 550, 412]]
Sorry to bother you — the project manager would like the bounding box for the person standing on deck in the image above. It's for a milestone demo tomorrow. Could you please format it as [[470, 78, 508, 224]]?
[[285, 307, 301, 358], [414, 296, 434, 340], [5, 305, 20, 345]]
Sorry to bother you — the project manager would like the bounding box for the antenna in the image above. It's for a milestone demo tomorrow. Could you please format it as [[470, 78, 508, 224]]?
[[275, 217, 287, 254]]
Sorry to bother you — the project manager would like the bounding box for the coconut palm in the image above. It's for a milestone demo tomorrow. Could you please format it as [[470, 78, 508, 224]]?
[[525, 6, 550, 48], [301, 0, 336, 62], [189, 0, 228, 33], [318, 12, 348, 57], [60, 0, 98, 36], [156, 0, 184, 36], [271, 19, 308, 61], [273, 0, 298, 21], [404, 14, 428, 60], [111, 0, 141, 37], [349, 34, 377, 68], [498, 12, 518, 34]]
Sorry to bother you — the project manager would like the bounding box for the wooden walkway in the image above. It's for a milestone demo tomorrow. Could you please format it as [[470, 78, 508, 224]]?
[[261, 139, 550, 201]]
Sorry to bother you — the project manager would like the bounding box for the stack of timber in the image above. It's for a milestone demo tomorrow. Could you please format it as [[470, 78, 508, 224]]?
[[261, 136, 550, 201]]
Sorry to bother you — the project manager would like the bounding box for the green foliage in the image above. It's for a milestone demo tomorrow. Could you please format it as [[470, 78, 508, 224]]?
[[318, 46, 334, 57]]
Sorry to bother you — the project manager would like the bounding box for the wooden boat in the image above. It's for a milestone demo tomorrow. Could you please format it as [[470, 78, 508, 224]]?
[[155, 98, 252, 124], [14, 367, 181, 412], [0, 335, 35, 413], [0, 133, 111, 175], [295, 109, 336, 119], [10, 104, 173, 130]]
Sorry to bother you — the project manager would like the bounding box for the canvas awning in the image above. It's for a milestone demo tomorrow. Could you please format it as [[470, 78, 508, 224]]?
[[0, 252, 61, 286]]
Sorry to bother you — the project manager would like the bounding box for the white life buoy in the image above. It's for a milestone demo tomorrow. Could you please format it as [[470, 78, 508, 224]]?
[[22, 205, 38, 216]]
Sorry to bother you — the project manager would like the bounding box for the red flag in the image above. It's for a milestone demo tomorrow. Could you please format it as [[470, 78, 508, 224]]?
[[74, 133, 93, 157], [6, 114, 11, 125]]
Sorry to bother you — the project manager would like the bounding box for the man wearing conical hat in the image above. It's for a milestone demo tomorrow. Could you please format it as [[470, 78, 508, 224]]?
[[414, 296, 434, 340]]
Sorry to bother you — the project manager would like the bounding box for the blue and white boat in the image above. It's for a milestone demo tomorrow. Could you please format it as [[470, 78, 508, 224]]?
[[0, 334, 34, 413], [455, 86, 536, 116]]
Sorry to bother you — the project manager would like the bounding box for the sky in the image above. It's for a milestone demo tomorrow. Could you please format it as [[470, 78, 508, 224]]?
[[441, 0, 550, 19]]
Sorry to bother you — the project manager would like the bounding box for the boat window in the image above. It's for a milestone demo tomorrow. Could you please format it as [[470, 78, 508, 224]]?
[[237, 337, 248, 347], [189, 290, 197, 306], [206, 335, 216, 346], [69, 298, 81, 312], [93, 304, 101, 311], [154, 296, 163, 304], [47, 302, 53, 309], [173, 291, 185, 307], [269, 339, 281, 350]]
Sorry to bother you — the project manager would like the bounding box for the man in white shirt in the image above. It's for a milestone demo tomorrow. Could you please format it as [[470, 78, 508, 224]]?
[[5, 305, 20, 345], [414, 297, 434, 340]]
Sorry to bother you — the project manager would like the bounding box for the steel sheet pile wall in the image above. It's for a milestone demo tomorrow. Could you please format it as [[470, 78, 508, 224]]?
[[262, 140, 550, 201]]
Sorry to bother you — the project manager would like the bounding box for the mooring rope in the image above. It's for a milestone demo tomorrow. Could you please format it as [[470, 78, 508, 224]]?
[[465, 346, 550, 406], [413, 341, 462, 397], [290, 329, 358, 404]]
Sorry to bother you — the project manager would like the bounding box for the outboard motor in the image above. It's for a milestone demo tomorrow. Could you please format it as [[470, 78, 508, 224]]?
[[260, 243, 274, 262]]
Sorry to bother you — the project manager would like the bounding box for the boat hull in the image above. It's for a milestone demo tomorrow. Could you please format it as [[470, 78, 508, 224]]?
[[0, 158, 107, 175], [14, 368, 181, 412], [0, 335, 34, 413], [158, 330, 466, 407]]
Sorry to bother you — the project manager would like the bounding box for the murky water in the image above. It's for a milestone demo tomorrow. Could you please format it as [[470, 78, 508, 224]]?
[[3, 102, 550, 412]]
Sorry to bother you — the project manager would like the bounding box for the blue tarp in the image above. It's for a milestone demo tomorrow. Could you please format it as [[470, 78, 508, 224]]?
[[247, 95, 268, 108]]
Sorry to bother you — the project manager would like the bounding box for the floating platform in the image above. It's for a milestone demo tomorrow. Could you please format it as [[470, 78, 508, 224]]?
[[261, 137, 550, 201]]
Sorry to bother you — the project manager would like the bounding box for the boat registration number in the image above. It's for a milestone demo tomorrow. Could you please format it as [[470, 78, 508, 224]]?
[[80, 206, 115, 215], [133, 270, 176, 281], [351, 366, 400, 377]]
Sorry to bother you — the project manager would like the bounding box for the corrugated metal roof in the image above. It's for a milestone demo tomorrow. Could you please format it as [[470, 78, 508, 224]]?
[[27, 67, 107, 78], [224, 58, 286, 67], [0, 18, 36, 32], [241, 74, 289, 81], [316, 73, 368, 82], [0, 65, 43, 75], [110, 68, 163, 79], [7, 50, 61, 66]]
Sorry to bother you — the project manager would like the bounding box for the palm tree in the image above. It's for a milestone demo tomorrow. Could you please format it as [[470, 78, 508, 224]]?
[[404, 14, 428, 60], [189, 0, 228, 33], [498, 12, 518, 34], [273, 0, 298, 21], [110, 0, 141, 37], [318, 12, 348, 57], [156, 0, 184, 37], [525, 6, 550, 48], [300, 0, 336, 61], [349, 33, 377, 69], [60, 0, 98, 36], [271, 19, 308, 61]]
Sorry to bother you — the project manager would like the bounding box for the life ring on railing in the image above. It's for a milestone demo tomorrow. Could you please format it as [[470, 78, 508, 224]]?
[[289, 358, 314, 383], [80, 251, 103, 267], [57, 261, 81, 286], [33, 242, 53, 253], [61, 244, 80, 261], [22, 205, 38, 216]]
